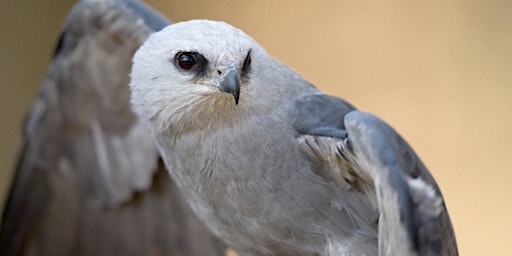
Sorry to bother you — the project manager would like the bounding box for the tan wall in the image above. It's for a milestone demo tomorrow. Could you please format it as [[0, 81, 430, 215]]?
[[1, 1, 511, 255]]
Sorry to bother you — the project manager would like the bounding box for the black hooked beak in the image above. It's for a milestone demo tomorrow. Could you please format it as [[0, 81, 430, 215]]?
[[218, 68, 240, 105]]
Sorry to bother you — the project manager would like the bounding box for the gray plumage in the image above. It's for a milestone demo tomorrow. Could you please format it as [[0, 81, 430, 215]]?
[[130, 20, 458, 256], [0, 1, 225, 255]]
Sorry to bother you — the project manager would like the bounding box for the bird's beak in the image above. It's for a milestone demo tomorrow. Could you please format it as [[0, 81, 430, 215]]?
[[218, 68, 240, 105]]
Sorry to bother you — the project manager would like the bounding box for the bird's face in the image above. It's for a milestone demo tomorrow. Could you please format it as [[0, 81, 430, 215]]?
[[170, 48, 252, 105], [130, 20, 263, 133]]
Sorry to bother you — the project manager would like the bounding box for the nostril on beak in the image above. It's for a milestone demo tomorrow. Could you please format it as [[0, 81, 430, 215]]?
[[217, 70, 222, 75]]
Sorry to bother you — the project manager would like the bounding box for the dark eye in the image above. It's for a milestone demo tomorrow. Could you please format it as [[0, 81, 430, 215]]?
[[177, 52, 197, 70], [242, 50, 252, 72]]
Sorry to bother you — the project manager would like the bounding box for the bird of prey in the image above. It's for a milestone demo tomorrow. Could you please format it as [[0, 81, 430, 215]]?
[[130, 20, 458, 256], [0, 1, 225, 255]]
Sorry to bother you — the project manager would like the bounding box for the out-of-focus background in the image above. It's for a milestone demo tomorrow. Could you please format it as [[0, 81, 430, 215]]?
[[0, 0, 510, 255]]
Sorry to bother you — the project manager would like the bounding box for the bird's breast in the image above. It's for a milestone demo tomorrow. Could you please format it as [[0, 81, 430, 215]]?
[[156, 114, 375, 255]]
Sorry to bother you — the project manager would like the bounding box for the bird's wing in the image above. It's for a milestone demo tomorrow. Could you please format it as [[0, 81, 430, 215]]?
[[291, 93, 458, 256], [0, 1, 226, 255]]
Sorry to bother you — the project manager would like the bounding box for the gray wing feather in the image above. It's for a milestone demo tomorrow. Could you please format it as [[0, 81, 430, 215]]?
[[0, 0, 226, 255], [122, 0, 169, 31], [342, 111, 458, 256], [293, 94, 458, 255], [292, 93, 355, 138]]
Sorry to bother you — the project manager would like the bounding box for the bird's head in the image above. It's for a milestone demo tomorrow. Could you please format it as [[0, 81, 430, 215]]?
[[130, 20, 266, 133]]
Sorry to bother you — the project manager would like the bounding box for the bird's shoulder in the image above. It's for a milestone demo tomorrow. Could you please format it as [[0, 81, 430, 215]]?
[[286, 93, 368, 190]]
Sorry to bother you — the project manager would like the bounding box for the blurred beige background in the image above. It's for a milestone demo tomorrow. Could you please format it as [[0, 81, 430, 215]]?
[[1, 0, 511, 255]]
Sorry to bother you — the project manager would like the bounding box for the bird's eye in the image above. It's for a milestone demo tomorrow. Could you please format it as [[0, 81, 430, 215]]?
[[177, 52, 197, 70]]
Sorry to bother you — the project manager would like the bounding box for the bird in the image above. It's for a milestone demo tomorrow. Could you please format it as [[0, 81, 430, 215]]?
[[0, 1, 226, 255], [130, 19, 459, 256]]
